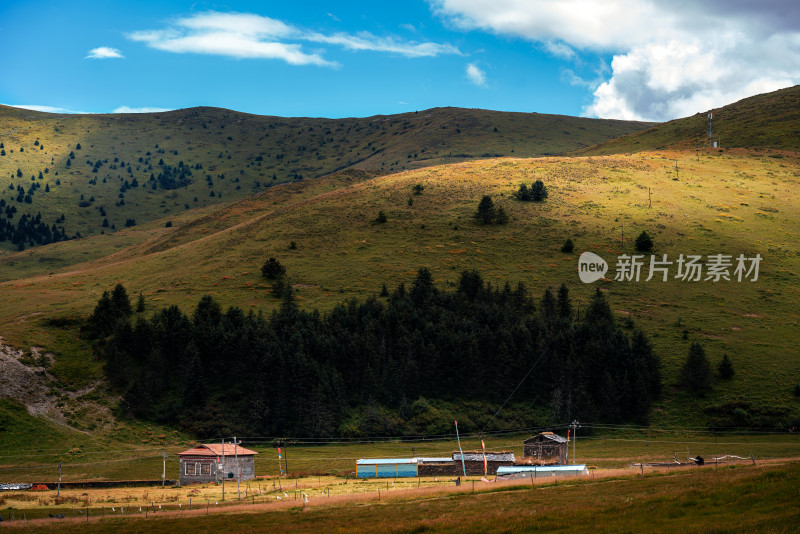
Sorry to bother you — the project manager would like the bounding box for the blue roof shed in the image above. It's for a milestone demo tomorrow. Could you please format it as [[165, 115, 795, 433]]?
[[356, 458, 418, 478]]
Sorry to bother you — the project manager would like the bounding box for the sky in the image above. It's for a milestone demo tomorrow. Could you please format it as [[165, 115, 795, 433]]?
[[1, 0, 798, 121]]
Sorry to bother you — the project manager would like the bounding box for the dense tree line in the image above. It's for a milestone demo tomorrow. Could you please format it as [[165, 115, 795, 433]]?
[[0, 205, 71, 249], [87, 270, 661, 437]]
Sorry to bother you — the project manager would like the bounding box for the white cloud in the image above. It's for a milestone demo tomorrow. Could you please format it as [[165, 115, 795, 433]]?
[[305, 31, 460, 58], [466, 63, 487, 86], [128, 11, 460, 66], [430, 0, 800, 120], [113, 106, 172, 113], [86, 46, 124, 59]]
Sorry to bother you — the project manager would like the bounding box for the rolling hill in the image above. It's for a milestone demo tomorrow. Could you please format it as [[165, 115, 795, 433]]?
[[577, 84, 800, 155], [0, 105, 652, 253], [1, 148, 798, 433], [1, 85, 799, 445]]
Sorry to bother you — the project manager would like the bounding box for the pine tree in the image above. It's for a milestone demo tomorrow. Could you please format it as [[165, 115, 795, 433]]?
[[474, 195, 495, 224], [718, 353, 734, 379], [531, 180, 548, 201], [635, 231, 653, 252], [681, 342, 712, 395]]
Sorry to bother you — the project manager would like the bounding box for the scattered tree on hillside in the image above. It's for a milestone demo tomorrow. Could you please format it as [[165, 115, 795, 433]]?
[[680, 342, 712, 395], [635, 231, 653, 252], [718, 353, 734, 379], [373, 211, 388, 224], [261, 257, 286, 279], [561, 238, 574, 253], [474, 195, 496, 224]]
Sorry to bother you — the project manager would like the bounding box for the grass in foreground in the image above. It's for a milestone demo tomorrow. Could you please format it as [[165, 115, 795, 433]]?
[[3, 460, 798, 533]]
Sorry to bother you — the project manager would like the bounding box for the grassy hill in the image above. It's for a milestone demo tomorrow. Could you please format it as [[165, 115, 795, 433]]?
[[577, 84, 800, 155], [1, 149, 799, 433], [0, 105, 652, 253]]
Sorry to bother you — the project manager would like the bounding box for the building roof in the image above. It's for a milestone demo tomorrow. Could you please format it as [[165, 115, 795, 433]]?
[[356, 458, 418, 465], [524, 432, 567, 444], [497, 465, 586, 475], [178, 443, 259, 457], [453, 451, 515, 462], [416, 457, 454, 464]]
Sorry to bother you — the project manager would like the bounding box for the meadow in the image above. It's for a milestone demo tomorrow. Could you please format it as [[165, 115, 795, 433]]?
[[0, 458, 797, 532], [0, 149, 798, 431]]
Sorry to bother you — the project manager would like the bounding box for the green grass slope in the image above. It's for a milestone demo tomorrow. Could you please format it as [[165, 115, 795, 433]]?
[[578, 84, 800, 155], [1, 150, 799, 430], [0, 105, 652, 253]]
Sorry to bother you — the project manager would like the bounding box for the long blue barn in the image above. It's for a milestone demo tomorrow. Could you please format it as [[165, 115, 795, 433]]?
[[356, 458, 418, 478]]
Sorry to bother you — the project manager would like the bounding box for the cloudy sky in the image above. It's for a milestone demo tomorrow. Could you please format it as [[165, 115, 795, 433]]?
[[1, 0, 797, 121]]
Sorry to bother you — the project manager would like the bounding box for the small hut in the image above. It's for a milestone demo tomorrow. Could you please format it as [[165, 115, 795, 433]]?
[[178, 443, 258, 486], [523, 432, 567, 465]]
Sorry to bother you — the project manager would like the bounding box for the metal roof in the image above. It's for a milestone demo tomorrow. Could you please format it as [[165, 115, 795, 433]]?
[[416, 457, 454, 463], [356, 458, 417, 465], [178, 444, 259, 457], [524, 432, 568, 444], [497, 465, 587, 475]]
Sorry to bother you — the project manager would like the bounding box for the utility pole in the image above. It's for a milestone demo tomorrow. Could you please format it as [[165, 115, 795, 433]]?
[[454, 421, 467, 478], [621, 224, 624, 251], [570, 421, 581, 465], [161, 450, 167, 487], [221, 438, 225, 501], [234, 437, 241, 500], [57, 461, 62, 497], [674, 159, 679, 181]]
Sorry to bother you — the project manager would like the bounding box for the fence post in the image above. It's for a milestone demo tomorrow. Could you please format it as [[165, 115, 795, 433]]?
[[751, 454, 756, 466]]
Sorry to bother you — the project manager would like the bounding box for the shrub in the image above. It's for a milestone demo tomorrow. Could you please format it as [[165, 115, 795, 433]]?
[[374, 211, 388, 224], [635, 230, 653, 252], [412, 184, 424, 195], [261, 257, 286, 279], [561, 238, 574, 253]]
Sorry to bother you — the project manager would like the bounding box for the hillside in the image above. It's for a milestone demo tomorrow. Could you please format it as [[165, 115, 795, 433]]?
[[0, 105, 652, 253], [577, 84, 800, 155], [1, 150, 799, 433]]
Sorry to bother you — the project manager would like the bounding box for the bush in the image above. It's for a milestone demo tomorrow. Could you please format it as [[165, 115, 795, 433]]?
[[412, 184, 424, 195], [561, 238, 574, 253], [373, 211, 387, 224], [261, 257, 286, 279], [635, 230, 653, 252]]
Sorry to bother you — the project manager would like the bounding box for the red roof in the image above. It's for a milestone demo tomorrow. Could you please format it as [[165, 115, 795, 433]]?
[[178, 443, 259, 457]]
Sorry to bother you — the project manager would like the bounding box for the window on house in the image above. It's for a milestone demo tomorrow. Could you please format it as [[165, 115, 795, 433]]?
[[185, 462, 196, 476], [200, 463, 211, 475]]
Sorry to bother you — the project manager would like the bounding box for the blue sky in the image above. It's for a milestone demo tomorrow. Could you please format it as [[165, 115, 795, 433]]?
[[1, 1, 798, 121]]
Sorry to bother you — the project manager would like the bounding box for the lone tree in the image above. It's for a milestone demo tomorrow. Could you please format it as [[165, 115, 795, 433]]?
[[680, 342, 713, 395], [635, 230, 653, 252], [261, 257, 286, 279], [718, 353, 734, 379], [373, 211, 388, 224], [474, 195, 496, 224], [561, 238, 574, 253], [412, 184, 425, 195], [531, 180, 548, 201]]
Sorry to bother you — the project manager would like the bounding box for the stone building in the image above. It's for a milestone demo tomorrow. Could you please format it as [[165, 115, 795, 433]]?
[[523, 432, 568, 465], [177, 443, 258, 486]]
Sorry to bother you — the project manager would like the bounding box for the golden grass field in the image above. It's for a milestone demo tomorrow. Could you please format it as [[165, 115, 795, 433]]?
[[0, 148, 798, 427]]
